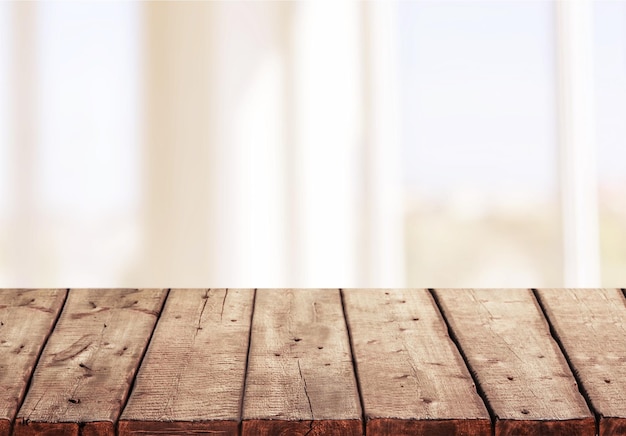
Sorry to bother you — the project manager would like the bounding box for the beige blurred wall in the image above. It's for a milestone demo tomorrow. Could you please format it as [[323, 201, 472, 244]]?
[[1, 1, 405, 287], [136, 1, 404, 287], [138, 1, 293, 286]]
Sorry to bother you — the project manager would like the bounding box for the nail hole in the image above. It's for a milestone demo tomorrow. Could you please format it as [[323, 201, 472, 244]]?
[[521, 409, 529, 415], [317, 346, 323, 350], [68, 398, 80, 404], [507, 376, 514, 381], [413, 318, 420, 321], [605, 379, 611, 384], [294, 338, 302, 342]]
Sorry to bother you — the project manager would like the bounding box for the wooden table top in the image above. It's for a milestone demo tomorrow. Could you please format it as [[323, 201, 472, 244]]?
[[1, 288, 625, 436]]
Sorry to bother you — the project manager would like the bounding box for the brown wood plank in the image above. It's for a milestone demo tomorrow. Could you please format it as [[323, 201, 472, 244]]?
[[0, 289, 67, 436], [434, 289, 595, 436], [14, 288, 167, 436], [118, 288, 254, 435], [537, 288, 626, 435], [241, 289, 362, 436], [343, 289, 491, 436]]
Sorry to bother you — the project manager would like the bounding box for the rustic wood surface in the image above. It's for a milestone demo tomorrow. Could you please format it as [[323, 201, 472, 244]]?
[[342, 289, 490, 436], [2, 288, 626, 435], [0, 289, 67, 436], [119, 288, 254, 436], [14, 289, 167, 436], [433, 288, 595, 436], [241, 289, 362, 436], [536, 288, 626, 436]]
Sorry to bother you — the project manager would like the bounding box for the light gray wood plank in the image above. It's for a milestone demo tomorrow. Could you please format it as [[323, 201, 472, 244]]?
[[434, 289, 595, 436], [343, 289, 490, 435], [119, 288, 254, 435], [242, 289, 362, 436]]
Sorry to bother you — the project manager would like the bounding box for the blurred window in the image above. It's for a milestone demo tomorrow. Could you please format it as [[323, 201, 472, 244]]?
[[36, 2, 141, 284], [595, 1, 626, 286], [399, 1, 562, 286]]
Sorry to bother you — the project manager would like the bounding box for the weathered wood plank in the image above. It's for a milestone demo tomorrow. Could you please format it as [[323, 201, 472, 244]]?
[[434, 289, 595, 436], [537, 288, 626, 435], [0, 289, 67, 436], [241, 289, 362, 436], [14, 289, 167, 436], [343, 289, 491, 436], [118, 288, 254, 435]]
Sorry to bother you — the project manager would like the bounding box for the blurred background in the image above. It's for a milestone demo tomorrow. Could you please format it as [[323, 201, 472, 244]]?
[[0, 0, 625, 288]]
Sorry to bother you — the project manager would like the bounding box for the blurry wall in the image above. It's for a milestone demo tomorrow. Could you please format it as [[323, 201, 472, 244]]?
[[0, 1, 624, 288], [0, 1, 404, 287]]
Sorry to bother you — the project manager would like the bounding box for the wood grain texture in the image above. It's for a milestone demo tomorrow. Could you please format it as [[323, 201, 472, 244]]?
[[343, 289, 491, 436], [241, 289, 362, 436], [119, 288, 254, 436], [14, 289, 167, 436], [0, 289, 67, 436], [536, 288, 626, 435], [434, 289, 595, 436]]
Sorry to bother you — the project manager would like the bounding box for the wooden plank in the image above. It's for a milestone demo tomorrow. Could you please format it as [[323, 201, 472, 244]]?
[[434, 289, 595, 436], [343, 289, 491, 436], [14, 289, 167, 436], [0, 289, 67, 436], [536, 288, 626, 435], [118, 288, 254, 435], [241, 289, 362, 436]]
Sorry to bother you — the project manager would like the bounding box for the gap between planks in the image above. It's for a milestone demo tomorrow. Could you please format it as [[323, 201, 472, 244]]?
[[428, 288, 497, 429], [339, 289, 367, 436], [119, 288, 171, 432], [238, 288, 257, 435], [532, 288, 600, 436]]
